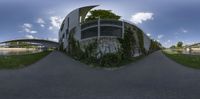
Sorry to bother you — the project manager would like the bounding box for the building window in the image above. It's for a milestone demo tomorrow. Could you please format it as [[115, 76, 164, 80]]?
[[81, 27, 98, 39], [67, 18, 69, 29], [100, 20, 122, 26], [65, 29, 68, 39], [81, 20, 98, 29], [100, 26, 122, 38], [60, 22, 65, 31]]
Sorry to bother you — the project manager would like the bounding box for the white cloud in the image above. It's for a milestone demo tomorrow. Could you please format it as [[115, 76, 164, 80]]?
[[157, 34, 164, 39], [182, 29, 188, 33], [23, 23, 32, 28], [37, 18, 45, 28], [163, 39, 172, 47], [167, 40, 171, 43], [48, 26, 53, 30], [131, 12, 154, 24], [30, 30, 37, 34], [156, 39, 160, 42], [47, 38, 58, 42], [40, 24, 45, 27], [174, 28, 188, 36], [25, 34, 34, 39], [37, 18, 45, 24], [49, 16, 63, 29], [24, 28, 37, 34], [21, 23, 38, 34], [146, 33, 151, 37]]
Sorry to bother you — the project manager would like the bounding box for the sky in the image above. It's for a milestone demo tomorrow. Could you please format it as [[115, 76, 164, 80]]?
[[0, 0, 200, 47]]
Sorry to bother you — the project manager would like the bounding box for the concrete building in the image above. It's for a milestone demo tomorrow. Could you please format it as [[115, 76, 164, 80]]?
[[59, 5, 151, 56]]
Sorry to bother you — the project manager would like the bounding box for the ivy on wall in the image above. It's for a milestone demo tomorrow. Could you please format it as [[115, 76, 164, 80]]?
[[67, 32, 123, 67], [136, 28, 146, 55], [66, 27, 150, 67], [67, 32, 84, 60], [82, 39, 98, 63], [118, 27, 136, 59]]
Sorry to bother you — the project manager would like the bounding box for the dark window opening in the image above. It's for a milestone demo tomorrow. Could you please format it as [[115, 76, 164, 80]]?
[[81, 27, 98, 39], [60, 22, 65, 31], [100, 26, 122, 38], [100, 20, 122, 26]]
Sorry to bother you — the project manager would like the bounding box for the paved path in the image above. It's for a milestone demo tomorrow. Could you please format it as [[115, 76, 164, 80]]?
[[0, 51, 200, 99]]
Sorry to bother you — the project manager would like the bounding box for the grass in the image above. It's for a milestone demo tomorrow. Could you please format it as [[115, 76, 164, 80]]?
[[0, 51, 51, 69], [163, 50, 200, 69]]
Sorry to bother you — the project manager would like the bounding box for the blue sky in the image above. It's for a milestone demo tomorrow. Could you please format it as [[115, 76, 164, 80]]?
[[0, 0, 200, 47]]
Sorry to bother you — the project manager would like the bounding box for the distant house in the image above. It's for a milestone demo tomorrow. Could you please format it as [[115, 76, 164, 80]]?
[[59, 5, 151, 57]]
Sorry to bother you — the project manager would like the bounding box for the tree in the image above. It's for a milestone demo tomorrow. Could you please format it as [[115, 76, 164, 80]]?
[[149, 40, 162, 52], [170, 45, 176, 49], [85, 9, 121, 21], [177, 41, 183, 48]]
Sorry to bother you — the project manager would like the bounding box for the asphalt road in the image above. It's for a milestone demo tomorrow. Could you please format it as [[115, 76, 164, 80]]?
[[0, 51, 200, 99]]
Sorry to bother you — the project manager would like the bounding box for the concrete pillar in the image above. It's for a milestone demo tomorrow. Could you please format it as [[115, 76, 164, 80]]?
[[98, 17, 100, 40], [122, 20, 125, 38]]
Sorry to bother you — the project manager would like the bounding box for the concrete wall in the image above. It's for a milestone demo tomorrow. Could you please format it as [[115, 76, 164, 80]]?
[[59, 8, 80, 50], [80, 37, 120, 55], [143, 33, 151, 52]]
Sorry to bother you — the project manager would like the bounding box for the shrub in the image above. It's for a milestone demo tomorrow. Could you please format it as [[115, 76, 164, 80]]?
[[99, 53, 122, 67]]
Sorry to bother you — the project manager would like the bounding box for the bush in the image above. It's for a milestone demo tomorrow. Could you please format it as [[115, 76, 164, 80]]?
[[99, 53, 122, 67]]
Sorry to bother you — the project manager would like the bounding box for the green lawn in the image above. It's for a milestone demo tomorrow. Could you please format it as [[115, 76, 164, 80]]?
[[0, 51, 51, 69], [163, 50, 200, 69]]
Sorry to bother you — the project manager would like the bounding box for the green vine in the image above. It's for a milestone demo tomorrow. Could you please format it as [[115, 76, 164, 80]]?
[[66, 26, 146, 67], [67, 32, 84, 60], [136, 28, 146, 55], [118, 27, 136, 59]]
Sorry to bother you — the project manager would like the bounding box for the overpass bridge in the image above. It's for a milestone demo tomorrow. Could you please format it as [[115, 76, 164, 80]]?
[[185, 43, 200, 51], [0, 39, 59, 48]]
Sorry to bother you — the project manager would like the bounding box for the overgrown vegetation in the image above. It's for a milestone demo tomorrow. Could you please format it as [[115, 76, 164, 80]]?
[[118, 27, 136, 59], [98, 53, 122, 67], [0, 51, 51, 69], [136, 29, 146, 55], [163, 50, 200, 69], [67, 31, 84, 60], [85, 9, 121, 22], [66, 28, 144, 68]]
